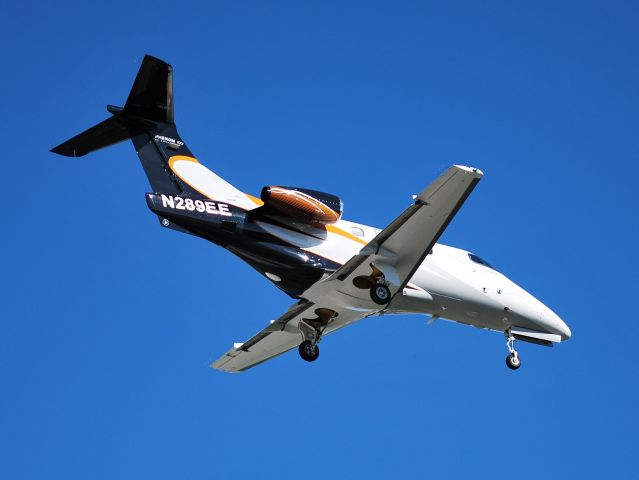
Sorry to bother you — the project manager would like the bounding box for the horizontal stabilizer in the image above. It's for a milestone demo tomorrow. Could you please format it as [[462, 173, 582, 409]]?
[[50, 116, 130, 157], [51, 55, 174, 157]]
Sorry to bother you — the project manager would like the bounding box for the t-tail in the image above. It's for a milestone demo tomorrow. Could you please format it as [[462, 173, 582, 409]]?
[[51, 55, 260, 218]]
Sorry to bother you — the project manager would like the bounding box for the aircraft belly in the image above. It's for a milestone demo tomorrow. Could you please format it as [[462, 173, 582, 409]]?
[[227, 241, 337, 297]]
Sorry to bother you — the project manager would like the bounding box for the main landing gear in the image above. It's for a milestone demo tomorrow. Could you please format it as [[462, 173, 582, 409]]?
[[505, 330, 521, 370], [353, 263, 392, 306], [370, 283, 391, 305], [299, 340, 320, 362], [297, 308, 337, 363]]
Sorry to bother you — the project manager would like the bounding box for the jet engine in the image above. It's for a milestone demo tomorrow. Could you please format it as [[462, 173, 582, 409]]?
[[260, 186, 343, 225]]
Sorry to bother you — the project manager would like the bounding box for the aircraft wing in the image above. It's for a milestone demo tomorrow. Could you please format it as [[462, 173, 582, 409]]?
[[212, 165, 482, 372], [211, 300, 369, 372], [302, 165, 483, 306]]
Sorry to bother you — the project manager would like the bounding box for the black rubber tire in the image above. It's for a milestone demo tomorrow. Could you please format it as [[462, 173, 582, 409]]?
[[298, 340, 320, 362], [370, 284, 391, 305], [505, 353, 521, 370]]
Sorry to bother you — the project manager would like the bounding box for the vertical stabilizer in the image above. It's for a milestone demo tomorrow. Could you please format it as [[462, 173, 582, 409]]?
[[51, 55, 256, 209]]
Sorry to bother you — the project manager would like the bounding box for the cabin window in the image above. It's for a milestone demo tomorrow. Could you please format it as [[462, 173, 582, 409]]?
[[468, 253, 494, 269], [351, 227, 364, 237]]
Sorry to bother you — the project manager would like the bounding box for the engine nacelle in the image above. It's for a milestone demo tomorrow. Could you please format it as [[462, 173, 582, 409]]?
[[260, 186, 343, 225]]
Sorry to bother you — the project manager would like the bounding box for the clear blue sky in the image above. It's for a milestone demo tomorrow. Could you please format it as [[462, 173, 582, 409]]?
[[2, 1, 637, 478]]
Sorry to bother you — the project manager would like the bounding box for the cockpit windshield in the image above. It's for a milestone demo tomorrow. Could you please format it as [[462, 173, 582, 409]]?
[[468, 253, 494, 270]]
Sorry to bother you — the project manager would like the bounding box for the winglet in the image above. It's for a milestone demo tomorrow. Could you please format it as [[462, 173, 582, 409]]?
[[416, 165, 483, 204], [453, 165, 484, 176]]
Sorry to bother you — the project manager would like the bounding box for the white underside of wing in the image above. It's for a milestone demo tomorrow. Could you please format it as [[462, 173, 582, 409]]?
[[211, 302, 373, 372]]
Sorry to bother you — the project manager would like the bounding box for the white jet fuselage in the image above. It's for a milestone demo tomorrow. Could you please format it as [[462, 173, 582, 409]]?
[[262, 217, 571, 341]]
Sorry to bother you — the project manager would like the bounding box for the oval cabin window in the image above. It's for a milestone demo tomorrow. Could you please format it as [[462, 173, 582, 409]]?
[[351, 227, 365, 237]]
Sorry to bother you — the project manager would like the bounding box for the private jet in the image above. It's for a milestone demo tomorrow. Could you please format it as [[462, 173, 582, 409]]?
[[51, 55, 571, 372]]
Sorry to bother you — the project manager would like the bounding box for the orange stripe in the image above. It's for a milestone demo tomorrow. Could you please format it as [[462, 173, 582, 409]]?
[[326, 225, 368, 245], [245, 194, 264, 206], [168, 155, 200, 169]]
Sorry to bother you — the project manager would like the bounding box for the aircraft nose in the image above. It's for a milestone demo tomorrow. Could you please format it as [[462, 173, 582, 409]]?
[[543, 308, 571, 341], [558, 318, 572, 340], [501, 278, 571, 340]]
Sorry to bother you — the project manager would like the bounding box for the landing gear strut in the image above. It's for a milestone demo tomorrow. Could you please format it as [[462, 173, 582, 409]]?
[[297, 308, 336, 363], [505, 330, 521, 370]]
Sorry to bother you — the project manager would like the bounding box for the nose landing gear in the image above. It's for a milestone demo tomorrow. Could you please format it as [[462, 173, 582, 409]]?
[[505, 330, 521, 370]]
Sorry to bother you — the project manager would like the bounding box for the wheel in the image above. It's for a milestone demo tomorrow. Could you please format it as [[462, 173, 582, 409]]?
[[298, 340, 320, 362], [370, 284, 391, 305], [505, 353, 521, 370]]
